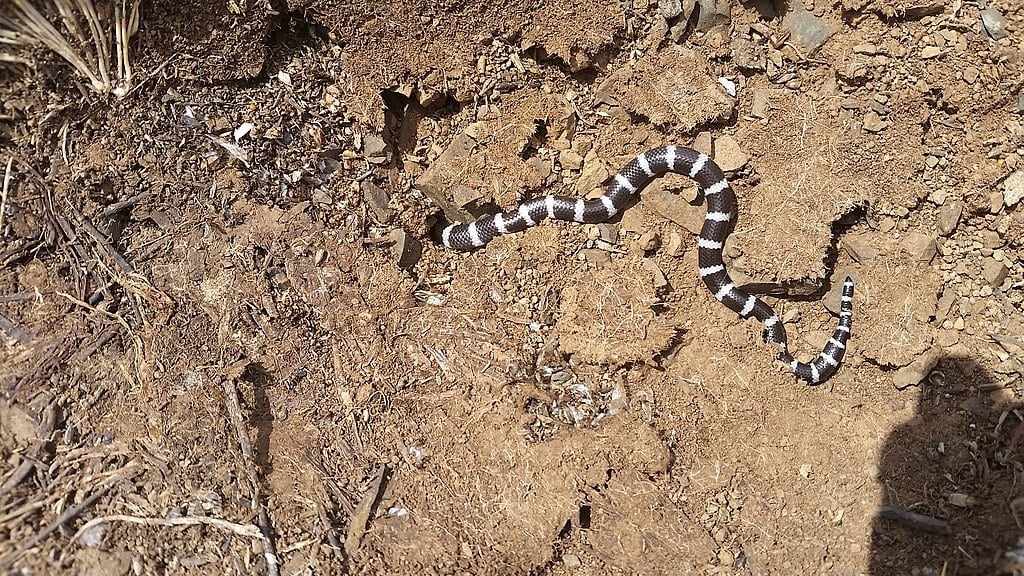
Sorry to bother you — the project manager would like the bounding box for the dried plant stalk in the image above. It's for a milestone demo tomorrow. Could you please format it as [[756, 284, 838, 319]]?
[[0, 0, 142, 96]]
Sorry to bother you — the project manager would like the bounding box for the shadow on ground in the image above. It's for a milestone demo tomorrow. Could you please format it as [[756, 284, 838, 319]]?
[[870, 354, 1022, 575]]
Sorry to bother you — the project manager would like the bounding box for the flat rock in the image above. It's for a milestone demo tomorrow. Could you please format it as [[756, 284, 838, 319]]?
[[937, 200, 962, 235], [713, 136, 748, 172], [362, 181, 393, 223], [892, 347, 941, 389], [981, 8, 1009, 40], [1003, 171, 1024, 208], [782, 3, 833, 54], [386, 229, 422, 270], [983, 258, 1009, 288], [900, 232, 936, 263]]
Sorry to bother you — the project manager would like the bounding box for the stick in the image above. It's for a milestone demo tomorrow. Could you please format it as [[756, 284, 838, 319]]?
[[0, 157, 11, 231], [222, 378, 281, 576], [0, 473, 122, 568]]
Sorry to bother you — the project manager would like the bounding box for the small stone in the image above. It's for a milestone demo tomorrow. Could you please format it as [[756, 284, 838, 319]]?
[[954, 317, 965, 331], [362, 181, 393, 223], [713, 135, 748, 172], [842, 233, 878, 262], [782, 4, 833, 54], [878, 217, 896, 233], [937, 200, 963, 235], [1003, 171, 1024, 208], [581, 248, 612, 266], [665, 232, 685, 257], [862, 111, 887, 132], [980, 8, 1009, 41], [559, 149, 584, 171], [948, 493, 977, 508], [642, 259, 669, 288], [852, 43, 877, 55], [935, 329, 958, 348], [892, 348, 941, 389], [363, 134, 388, 163], [989, 191, 1004, 214], [659, 0, 682, 20], [562, 554, 582, 570], [920, 46, 942, 59], [900, 232, 937, 263], [982, 258, 1009, 288], [386, 229, 422, 270], [636, 231, 660, 251], [577, 156, 610, 194], [962, 66, 979, 84], [693, 131, 713, 156]]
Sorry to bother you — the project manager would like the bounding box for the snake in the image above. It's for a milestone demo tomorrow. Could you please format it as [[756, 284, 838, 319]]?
[[438, 145, 854, 384]]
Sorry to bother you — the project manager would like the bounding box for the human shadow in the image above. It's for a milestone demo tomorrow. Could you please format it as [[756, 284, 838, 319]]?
[[869, 354, 1022, 575]]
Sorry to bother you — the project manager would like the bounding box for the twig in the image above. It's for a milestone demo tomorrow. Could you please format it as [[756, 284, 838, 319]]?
[[0, 472, 124, 568], [222, 377, 281, 576], [71, 514, 264, 542], [0, 157, 11, 231]]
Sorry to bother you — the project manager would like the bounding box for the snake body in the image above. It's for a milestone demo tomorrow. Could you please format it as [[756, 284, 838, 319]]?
[[440, 145, 853, 384]]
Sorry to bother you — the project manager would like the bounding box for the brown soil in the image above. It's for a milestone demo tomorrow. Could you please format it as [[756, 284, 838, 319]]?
[[2, 0, 1024, 574]]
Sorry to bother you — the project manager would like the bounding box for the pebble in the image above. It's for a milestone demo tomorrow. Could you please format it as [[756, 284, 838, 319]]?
[[636, 231, 660, 251], [962, 66, 979, 84], [863, 111, 887, 133], [665, 232, 685, 257], [562, 554, 582, 570], [937, 200, 963, 235], [659, 0, 682, 20], [713, 135, 749, 172], [983, 258, 1009, 288], [920, 46, 942, 59], [362, 181, 393, 223], [1003, 171, 1024, 208]]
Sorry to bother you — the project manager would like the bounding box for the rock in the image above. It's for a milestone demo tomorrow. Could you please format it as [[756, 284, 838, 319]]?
[[581, 248, 612, 266], [362, 181, 392, 223], [732, 38, 766, 71], [642, 259, 669, 288], [962, 66, 979, 84], [645, 185, 704, 235], [841, 233, 878, 262], [363, 134, 388, 163], [937, 200, 963, 235], [782, 4, 833, 54], [862, 111, 887, 132], [665, 232, 685, 257], [900, 232, 937, 263], [693, 132, 713, 156], [713, 136, 748, 172], [1003, 171, 1024, 208], [386, 229, 422, 270], [559, 149, 584, 171], [451, 185, 483, 207], [981, 9, 1009, 40], [636, 231, 660, 251], [983, 258, 1009, 288], [920, 46, 942, 59], [892, 348, 941, 390], [416, 133, 477, 222], [659, 0, 682, 20], [577, 155, 610, 194]]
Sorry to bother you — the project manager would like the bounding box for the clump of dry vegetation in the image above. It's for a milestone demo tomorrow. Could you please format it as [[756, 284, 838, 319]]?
[[0, 0, 141, 96]]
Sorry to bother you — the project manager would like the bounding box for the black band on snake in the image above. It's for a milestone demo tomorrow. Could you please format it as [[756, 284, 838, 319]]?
[[438, 145, 854, 385]]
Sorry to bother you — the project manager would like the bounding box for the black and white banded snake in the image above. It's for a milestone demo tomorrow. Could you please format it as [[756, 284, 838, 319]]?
[[438, 145, 854, 384]]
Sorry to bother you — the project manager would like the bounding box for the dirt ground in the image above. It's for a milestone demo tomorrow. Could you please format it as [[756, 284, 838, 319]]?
[[2, 0, 1024, 574]]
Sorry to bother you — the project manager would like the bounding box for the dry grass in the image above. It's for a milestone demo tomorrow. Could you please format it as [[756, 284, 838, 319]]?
[[0, 0, 141, 96]]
